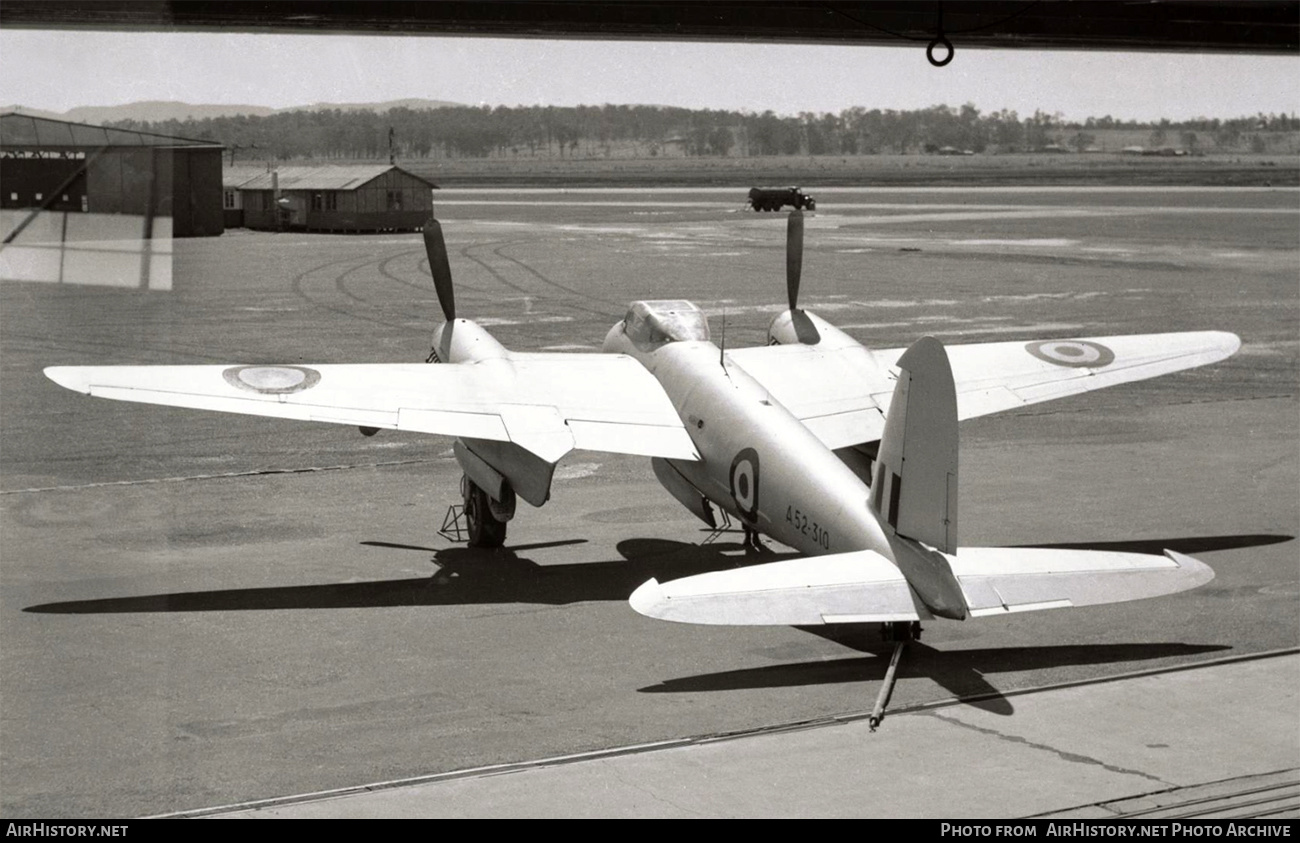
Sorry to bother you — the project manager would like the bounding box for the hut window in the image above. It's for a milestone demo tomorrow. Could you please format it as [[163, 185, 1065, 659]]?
[[386, 190, 403, 210], [223, 190, 236, 209], [325, 192, 338, 211], [311, 193, 323, 211]]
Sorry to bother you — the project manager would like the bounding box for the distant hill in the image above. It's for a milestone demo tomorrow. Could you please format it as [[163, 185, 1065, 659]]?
[[68, 102, 276, 124], [1, 105, 67, 121], [3, 98, 464, 125], [279, 98, 465, 114]]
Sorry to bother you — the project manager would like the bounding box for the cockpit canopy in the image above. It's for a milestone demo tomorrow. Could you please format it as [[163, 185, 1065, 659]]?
[[622, 300, 711, 347]]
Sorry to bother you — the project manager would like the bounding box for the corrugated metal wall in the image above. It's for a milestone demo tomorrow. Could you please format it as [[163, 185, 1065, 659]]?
[[3, 147, 224, 237]]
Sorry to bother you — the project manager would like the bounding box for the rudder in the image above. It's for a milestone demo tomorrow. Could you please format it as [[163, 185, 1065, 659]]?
[[872, 336, 959, 554]]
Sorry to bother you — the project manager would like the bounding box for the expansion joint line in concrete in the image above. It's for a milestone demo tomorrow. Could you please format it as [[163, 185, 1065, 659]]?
[[151, 648, 1300, 820], [924, 709, 1170, 785]]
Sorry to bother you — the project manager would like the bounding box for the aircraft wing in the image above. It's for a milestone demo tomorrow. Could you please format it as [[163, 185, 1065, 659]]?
[[44, 355, 700, 464], [725, 331, 1240, 450], [629, 548, 1213, 626]]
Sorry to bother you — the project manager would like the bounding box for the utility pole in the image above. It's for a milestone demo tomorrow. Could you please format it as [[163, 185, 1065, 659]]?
[[272, 169, 281, 233]]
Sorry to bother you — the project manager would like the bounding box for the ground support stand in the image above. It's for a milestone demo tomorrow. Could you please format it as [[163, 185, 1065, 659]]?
[[439, 504, 467, 543]]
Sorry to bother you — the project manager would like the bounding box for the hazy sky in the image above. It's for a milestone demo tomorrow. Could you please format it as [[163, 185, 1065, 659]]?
[[2, 29, 1297, 121]]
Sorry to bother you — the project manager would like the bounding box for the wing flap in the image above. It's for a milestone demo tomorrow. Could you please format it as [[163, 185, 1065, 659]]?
[[568, 419, 699, 460], [726, 344, 892, 451], [800, 407, 886, 450]]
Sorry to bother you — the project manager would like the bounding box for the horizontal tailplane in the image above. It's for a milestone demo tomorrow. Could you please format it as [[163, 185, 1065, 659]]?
[[628, 548, 1213, 627], [630, 550, 925, 626]]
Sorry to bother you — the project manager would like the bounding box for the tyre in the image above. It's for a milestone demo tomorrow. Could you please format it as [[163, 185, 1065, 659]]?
[[463, 477, 507, 547]]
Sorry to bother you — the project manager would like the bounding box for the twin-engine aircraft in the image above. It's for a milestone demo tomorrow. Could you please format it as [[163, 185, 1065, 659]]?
[[46, 213, 1237, 657]]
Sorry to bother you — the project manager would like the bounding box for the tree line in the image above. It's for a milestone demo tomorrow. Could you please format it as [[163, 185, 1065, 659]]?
[[109, 103, 1300, 162]]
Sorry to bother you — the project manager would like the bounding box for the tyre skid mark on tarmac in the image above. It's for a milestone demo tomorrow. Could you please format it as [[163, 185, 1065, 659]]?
[[492, 242, 626, 312], [291, 253, 428, 331], [0, 457, 444, 495], [377, 249, 434, 294], [576, 228, 777, 282], [5, 331, 236, 365], [333, 257, 379, 306], [459, 240, 621, 319], [385, 248, 493, 295]]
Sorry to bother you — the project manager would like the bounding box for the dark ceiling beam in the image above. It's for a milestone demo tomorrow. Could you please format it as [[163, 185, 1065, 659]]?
[[1, 1, 1297, 55]]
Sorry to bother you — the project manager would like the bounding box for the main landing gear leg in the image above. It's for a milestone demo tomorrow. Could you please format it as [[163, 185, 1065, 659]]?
[[869, 621, 921, 732], [741, 525, 768, 553]]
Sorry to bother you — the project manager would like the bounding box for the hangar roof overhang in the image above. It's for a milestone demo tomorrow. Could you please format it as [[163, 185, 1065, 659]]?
[[0, 112, 224, 151], [1, 1, 1296, 55]]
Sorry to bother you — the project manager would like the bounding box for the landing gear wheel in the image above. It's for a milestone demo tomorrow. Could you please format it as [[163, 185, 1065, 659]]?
[[462, 476, 507, 548], [880, 620, 922, 643]]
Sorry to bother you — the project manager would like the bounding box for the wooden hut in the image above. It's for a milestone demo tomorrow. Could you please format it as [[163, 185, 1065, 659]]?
[[235, 165, 437, 232]]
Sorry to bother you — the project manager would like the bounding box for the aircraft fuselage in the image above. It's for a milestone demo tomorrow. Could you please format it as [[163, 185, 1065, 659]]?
[[619, 338, 893, 560]]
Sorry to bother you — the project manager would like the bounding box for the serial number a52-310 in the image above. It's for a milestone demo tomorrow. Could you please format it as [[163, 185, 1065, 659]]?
[[786, 505, 830, 550]]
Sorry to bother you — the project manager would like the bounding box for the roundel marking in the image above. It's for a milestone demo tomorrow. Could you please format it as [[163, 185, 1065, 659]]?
[[729, 447, 760, 522], [222, 365, 322, 394], [1025, 340, 1115, 369]]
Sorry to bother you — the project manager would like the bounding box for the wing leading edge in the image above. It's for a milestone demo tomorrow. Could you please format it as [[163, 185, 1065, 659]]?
[[44, 355, 700, 464]]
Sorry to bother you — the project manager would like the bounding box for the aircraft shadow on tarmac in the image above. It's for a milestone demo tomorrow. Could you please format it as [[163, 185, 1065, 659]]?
[[23, 535, 789, 614], [1005, 533, 1294, 555], [637, 641, 1233, 717], [21, 533, 1290, 616]]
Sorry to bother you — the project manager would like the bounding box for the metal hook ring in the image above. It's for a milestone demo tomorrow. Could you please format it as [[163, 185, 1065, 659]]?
[[926, 35, 954, 67]]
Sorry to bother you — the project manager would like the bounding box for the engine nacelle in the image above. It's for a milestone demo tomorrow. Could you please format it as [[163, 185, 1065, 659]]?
[[455, 438, 555, 510], [651, 457, 717, 529], [767, 309, 862, 350], [602, 319, 631, 355], [429, 319, 510, 365]]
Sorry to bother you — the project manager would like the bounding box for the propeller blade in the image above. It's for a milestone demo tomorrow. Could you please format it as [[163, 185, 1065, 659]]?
[[786, 209, 804, 312], [423, 218, 455, 322]]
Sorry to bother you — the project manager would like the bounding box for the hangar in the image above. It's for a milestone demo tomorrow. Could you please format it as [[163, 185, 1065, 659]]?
[[231, 165, 438, 233], [0, 112, 225, 238]]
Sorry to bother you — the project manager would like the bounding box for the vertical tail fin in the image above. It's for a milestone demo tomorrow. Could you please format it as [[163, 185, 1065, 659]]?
[[872, 336, 959, 554], [871, 336, 965, 619]]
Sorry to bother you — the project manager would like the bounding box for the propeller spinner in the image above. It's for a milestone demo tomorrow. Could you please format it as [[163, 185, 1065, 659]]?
[[423, 217, 455, 322]]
